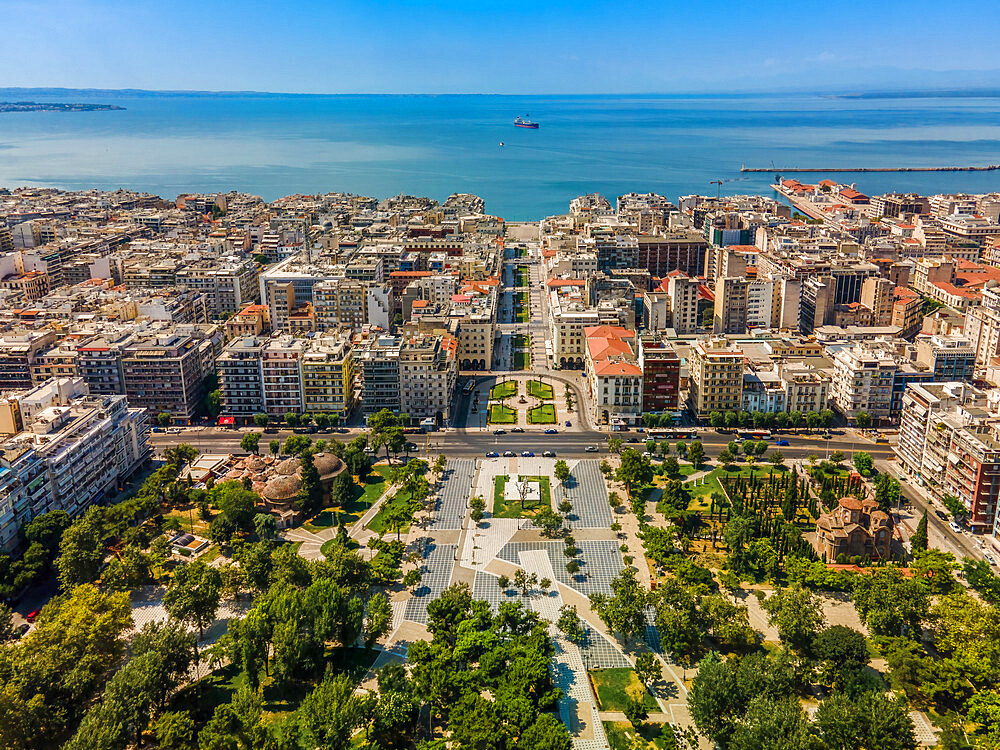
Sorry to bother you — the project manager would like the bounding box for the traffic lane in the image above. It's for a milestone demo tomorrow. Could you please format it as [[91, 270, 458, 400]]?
[[894, 471, 985, 562]]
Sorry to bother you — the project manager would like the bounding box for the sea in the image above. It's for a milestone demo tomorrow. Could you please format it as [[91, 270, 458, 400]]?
[[2, 89, 1000, 220]]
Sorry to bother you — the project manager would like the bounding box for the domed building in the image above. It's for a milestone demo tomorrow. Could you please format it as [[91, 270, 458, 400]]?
[[258, 452, 347, 527]]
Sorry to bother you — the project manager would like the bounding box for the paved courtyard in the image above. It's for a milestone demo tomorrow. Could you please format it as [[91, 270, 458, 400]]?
[[430, 458, 474, 530]]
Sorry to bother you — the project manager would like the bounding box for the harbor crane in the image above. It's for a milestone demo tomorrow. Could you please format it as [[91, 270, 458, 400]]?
[[709, 177, 748, 199]]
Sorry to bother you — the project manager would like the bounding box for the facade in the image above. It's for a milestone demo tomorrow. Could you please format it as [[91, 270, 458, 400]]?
[[584, 326, 643, 427], [301, 334, 356, 420], [945, 425, 1000, 534], [0, 331, 58, 392], [635, 232, 708, 277], [688, 339, 744, 419], [779, 363, 830, 414], [217, 336, 266, 420], [175, 259, 259, 317], [713, 277, 773, 334], [260, 336, 306, 417], [915, 334, 975, 381], [0, 380, 149, 554], [666, 273, 701, 334], [398, 333, 458, 423], [831, 343, 897, 423], [637, 336, 681, 412], [814, 498, 892, 562], [356, 334, 402, 416]]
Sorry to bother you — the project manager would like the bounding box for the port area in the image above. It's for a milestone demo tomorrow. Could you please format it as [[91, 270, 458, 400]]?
[[743, 164, 1000, 173]]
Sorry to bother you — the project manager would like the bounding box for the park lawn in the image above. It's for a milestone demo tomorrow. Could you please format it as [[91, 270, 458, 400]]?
[[515, 305, 530, 323], [589, 668, 659, 712], [367, 487, 417, 535], [513, 333, 531, 349], [492, 474, 551, 518], [528, 404, 557, 424], [516, 267, 529, 287], [513, 351, 531, 369], [490, 380, 518, 400], [303, 465, 394, 529], [527, 379, 554, 399], [489, 403, 518, 424]]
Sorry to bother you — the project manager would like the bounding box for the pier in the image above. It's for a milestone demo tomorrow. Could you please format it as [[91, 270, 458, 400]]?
[[741, 164, 1000, 173]]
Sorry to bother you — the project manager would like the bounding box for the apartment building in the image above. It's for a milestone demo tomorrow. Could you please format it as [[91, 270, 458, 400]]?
[[0, 330, 58, 392], [945, 425, 1000, 534], [225, 304, 271, 338], [635, 231, 707, 277], [312, 277, 392, 331], [547, 280, 599, 370], [688, 339, 744, 419], [742, 370, 787, 413], [637, 336, 681, 412], [665, 272, 701, 334], [713, 277, 773, 334], [175, 258, 259, 317], [121, 327, 221, 422], [778, 363, 831, 414], [356, 335, 402, 417], [966, 285, 1000, 370], [217, 336, 266, 420], [261, 336, 306, 417], [584, 326, 643, 427], [0, 379, 149, 553], [831, 343, 896, 423], [399, 333, 458, 423], [915, 334, 975, 381], [860, 277, 895, 326], [301, 333, 356, 420]]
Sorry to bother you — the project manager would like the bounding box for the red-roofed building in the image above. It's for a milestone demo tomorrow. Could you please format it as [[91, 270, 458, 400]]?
[[584, 326, 643, 427]]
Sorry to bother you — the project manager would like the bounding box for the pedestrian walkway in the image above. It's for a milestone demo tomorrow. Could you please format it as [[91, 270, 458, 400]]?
[[430, 458, 474, 530], [460, 517, 520, 569]]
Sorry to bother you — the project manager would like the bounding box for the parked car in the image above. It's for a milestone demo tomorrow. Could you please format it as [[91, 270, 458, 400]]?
[[585, 446, 599, 453], [521, 451, 535, 457], [485, 451, 499, 458], [503, 450, 516, 457], [565, 420, 572, 427], [949, 521, 963, 533], [542, 450, 555, 457], [775, 439, 789, 446], [511, 427, 524, 433], [15, 623, 29, 639], [544, 428, 558, 434], [493, 429, 506, 435], [26, 609, 40, 624], [935, 509, 949, 521], [627, 437, 642, 443], [985, 553, 996, 566]]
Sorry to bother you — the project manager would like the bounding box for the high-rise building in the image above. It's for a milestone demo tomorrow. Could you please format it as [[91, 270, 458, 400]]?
[[688, 339, 744, 419]]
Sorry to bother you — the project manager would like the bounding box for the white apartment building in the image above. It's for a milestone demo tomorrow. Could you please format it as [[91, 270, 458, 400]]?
[[778, 362, 830, 414], [399, 334, 458, 423], [547, 281, 599, 370], [261, 336, 306, 417], [666, 273, 701, 334], [831, 343, 896, 422], [0, 379, 149, 553], [584, 326, 643, 427]]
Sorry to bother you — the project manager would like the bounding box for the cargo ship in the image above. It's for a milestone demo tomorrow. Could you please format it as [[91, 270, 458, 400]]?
[[514, 115, 539, 129]]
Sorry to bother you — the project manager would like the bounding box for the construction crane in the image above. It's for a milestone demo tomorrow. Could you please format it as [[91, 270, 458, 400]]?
[[709, 177, 748, 200]]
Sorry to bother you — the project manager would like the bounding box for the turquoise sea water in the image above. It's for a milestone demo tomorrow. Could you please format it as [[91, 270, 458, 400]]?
[[1, 90, 1000, 219]]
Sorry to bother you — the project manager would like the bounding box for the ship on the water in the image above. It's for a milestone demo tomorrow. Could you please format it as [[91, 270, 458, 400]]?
[[514, 115, 539, 129]]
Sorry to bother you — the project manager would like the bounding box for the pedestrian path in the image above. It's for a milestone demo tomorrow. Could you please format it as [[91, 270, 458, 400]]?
[[460, 517, 520, 569], [430, 458, 474, 530]]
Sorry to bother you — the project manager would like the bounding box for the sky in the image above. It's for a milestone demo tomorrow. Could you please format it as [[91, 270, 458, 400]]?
[[2, 0, 999, 94]]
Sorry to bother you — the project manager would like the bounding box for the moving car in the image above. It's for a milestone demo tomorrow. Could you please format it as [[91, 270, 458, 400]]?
[[585, 446, 599, 453], [949, 521, 963, 533], [493, 429, 506, 435], [775, 439, 789, 446], [542, 450, 555, 457], [985, 553, 996, 566], [503, 450, 516, 457], [544, 428, 558, 434], [485, 451, 499, 458], [26, 609, 40, 624], [565, 420, 572, 427], [511, 427, 524, 433]]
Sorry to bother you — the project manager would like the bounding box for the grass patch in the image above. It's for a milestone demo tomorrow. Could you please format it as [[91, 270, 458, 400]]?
[[488, 403, 518, 424], [513, 333, 531, 349], [492, 474, 552, 518], [513, 351, 531, 370], [367, 487, 418, 535], [528, 403, 557, 424], [303, 465, 393, 529], [516, 267, 529, 287], [589, 668, 659, 712], [490, 380, 518, 400], [527, 379, 554, 399]]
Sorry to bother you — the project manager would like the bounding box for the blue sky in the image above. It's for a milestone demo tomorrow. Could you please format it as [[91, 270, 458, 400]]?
[[2, 0, 998, 93]]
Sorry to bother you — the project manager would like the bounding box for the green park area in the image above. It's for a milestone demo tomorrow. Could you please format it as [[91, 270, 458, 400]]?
[[492, 474, 552, 518], [303, 464, 394, 530], [488, 403, 518, 424], [513, 351, 531, 370], [516, 266, 529, 287], [527, 379, 554, 399], [514, 291, 530, 322], [489, 380, 517, 400], [528, 404, 557, 424], [367, 485, 419, 536], [588, 668, 659, 712]]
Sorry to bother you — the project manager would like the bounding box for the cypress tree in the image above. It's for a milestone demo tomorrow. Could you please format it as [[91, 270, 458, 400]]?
[[910, 510, 929, 553]]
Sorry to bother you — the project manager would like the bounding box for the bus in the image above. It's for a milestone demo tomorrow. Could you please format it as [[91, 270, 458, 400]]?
[[462, 381, 476, 395], [647, 429, 698, 440], [738, 430, 772, 440]]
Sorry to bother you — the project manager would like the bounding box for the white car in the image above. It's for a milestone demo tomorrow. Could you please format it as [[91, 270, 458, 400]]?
[[984, 553, 996, 566], [949, 521, 963, 534]]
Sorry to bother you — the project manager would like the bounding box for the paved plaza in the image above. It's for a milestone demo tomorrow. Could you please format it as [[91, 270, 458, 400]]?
[[561, 460, 614, 529], [430, 458, 474, 530], [404, 542, 458, 624]]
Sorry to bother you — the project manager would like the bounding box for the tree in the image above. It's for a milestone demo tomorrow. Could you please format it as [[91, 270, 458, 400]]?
[[761, 585, 825, 652], [600, 459, 613, 478], [754, 440, 768, 457], [369, 408, 405, 464], [163, 560, 222, 641], [874, 473, 902, 513], [853, 566, 928, 636], [855, 411, 872, 429], [589, 567, 648, 641], [284, 411, 300, 428], [687, 441, 705, 469], [24, 509, 71, 552], [534, 506, 564, 538], [154, 711, 196, 750], [365, 592, 392, 648], [725, 411, 740, 430], [853, 451, 873, 476], [687, 651, 739, 744], [709, 411, 724, 429], [830, 450, 846, 466], [553, 459, 571, 485], [815, 691, 917, 750], [909, 548, 959, 594], [240, 431, 261, 454], [283, 434, 312, 456], [556, 604, 585, 645], [730, 696, 813, 750], [717, 448, 734, 465], [269, 439, 280, 456], [941, 493, 965, 519], [634, 652, 662, 690], [769, 450, 785, 469], [623, 696, 649, 728], [615, 448, 654, 497], [403, 569, 421, 590], [470, 495, 486, 525], [295, 671, 363, 750], [252, 413, 269, 428], [664, 456, 680, 476], [313, 412, 330, 430], [813, 625, 869, 688], [910, 511, 928, 553], [297, 451, 324, 517], [608, 437, 624, 454], [157, 412, 172, 427], [55, 509, 105, 589]]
